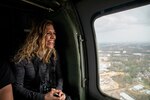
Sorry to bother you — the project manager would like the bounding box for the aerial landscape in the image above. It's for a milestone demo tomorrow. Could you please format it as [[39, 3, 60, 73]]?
[[98, 43, 150, 100]]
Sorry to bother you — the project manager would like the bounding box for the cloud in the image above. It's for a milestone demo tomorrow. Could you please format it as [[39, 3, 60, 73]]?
[[94, 4, 150, 43]]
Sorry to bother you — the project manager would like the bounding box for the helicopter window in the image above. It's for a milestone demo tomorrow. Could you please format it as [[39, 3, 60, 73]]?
[[94, 4, 150, 100]]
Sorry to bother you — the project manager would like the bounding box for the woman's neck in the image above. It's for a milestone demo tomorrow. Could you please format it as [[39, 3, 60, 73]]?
[[39, 49, 52, 59], [39, 50, 47, 59]]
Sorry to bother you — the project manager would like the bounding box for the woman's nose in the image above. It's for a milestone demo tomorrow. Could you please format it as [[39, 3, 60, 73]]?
[[51, 34, 56, 39]]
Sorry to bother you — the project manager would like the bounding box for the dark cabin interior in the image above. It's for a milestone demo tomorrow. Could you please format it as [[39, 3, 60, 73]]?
[[0, 0, 80, 99]]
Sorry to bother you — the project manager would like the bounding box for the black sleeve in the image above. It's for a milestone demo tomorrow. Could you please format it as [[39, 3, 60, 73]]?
[[0, 62, 14, 89], [13, 60, 44, 100], [55, 55, 63, 90]]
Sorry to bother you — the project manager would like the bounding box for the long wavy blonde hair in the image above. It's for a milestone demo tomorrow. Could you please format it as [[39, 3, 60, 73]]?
[[13, 20, 57, 63]]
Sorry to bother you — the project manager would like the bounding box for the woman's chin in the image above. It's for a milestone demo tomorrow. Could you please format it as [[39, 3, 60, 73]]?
[[46, 46, 54, 49]]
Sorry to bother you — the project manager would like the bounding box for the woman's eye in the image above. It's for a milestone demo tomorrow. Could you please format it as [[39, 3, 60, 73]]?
[[47, 32, 56, 35]]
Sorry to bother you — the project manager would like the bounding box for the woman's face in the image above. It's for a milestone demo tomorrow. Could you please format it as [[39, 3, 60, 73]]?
[[45, 24, 56, 49]]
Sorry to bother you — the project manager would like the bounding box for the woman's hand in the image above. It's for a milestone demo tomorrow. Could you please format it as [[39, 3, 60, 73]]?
[[44, 88, 66, 100], [55, 89, 66, 100]]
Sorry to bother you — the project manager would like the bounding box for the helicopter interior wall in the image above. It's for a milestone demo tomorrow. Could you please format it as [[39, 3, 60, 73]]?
[[74, 0, 150, 100], [53, 11, 81, 100]]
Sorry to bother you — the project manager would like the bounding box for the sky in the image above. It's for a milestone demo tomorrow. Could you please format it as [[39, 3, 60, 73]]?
[[94, 5, 150, 43]]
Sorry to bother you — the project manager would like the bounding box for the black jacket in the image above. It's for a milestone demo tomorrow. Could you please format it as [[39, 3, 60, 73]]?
[[13, 56, 63, 100]]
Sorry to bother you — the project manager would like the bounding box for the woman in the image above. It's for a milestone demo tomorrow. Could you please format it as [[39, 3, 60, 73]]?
[[12, 20, 66, 100]]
